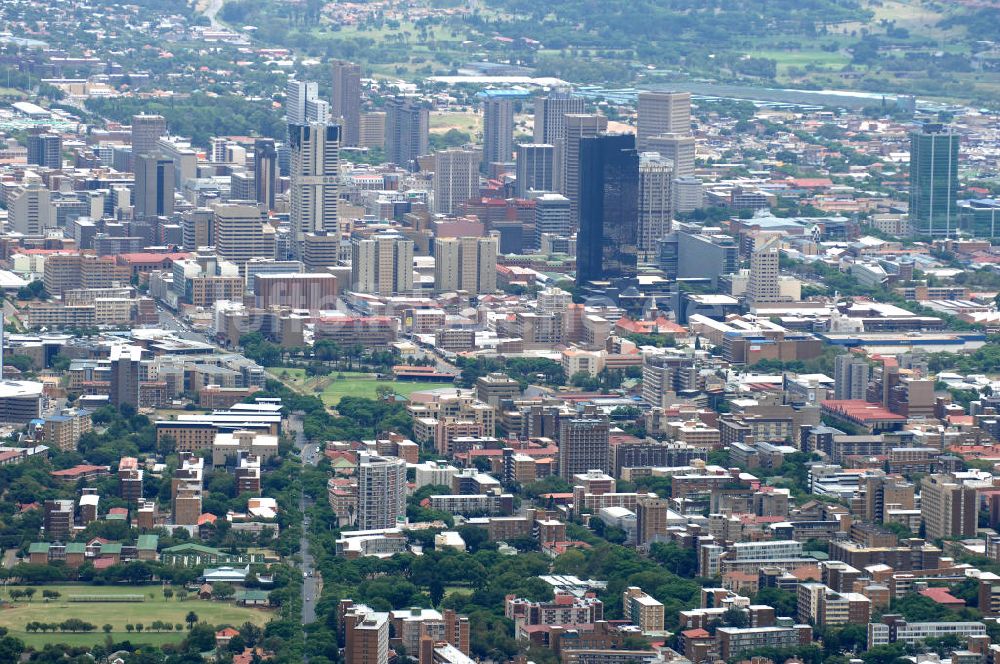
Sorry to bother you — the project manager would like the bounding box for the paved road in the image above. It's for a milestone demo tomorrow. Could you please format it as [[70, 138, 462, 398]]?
[[158, 309, 215, 345], [291, 412, 321, 632]]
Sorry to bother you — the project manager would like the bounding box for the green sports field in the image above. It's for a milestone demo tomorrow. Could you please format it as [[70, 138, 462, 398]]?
[[268, 368, 449, 405], [0, 584, 270, 648]]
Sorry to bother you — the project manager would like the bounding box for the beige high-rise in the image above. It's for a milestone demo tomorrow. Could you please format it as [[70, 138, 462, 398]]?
[[351, 233, 414, 295], [213, 203, 276, 273], [433, 235, 498, 295], [433, 149, 479, 215], [637, 91, 691, 151]]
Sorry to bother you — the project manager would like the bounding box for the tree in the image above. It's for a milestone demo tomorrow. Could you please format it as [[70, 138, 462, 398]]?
[[163, 588, 174, 600], [23, 588, 35, 602], [722, 607, 749, 628], [213, 582, 236, 600], [103, 624, 112, 634], [41, 589, 60, 601], [126, 624, 135, 633], [187, 622, 217, 651], [135, 623, 144, 632], [186, 611, 199, 629]]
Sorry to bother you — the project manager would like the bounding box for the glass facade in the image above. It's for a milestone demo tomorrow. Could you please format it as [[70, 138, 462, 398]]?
[[909, 125, 959, 238], [576, 134, 639, 285]]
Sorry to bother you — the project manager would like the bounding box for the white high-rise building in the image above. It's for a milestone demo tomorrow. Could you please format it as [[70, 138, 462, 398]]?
[[8, 174, 53, 236], [305, 98, 331, 125], [637, 91, 691, 151], [747, 233, 782, 305], [533, 192, 571, 249], [286, 80, 319, 125], [433, 149, 479, 215], [350, 233, 414, 295], [289, 123, 340, 258], [356, 453, 406, 531], [638, 153, 674, 260]]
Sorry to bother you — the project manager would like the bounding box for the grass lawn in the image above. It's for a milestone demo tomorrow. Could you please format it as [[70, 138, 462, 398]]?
[[0, 584, 270, 648], [430, 111, 480, 135], [15, 631, 181, 649], [267, 368, 450, 405], [751, 49, 849, 73]]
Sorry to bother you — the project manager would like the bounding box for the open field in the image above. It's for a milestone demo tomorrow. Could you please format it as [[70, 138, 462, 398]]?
[[0, 584, 270, 648], [267, 368, 449, 405], [749, 48, 850, 76], [430, 110, 480, 134]]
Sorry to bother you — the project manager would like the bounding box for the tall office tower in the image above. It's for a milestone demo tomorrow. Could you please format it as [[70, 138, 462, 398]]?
[[110, 344, 142, 410], [535, 90, 585, 193], [747, 233, 782, 305], [134, 153, 175, 219], [213, 203, 276, 273], [8, 177, 53, 235], [558, 411, 610, 477], [921, 474, 976, 540], [331, 60, 362, 147], [909, 124, 959, 238], [480, 91, 515, 173], [834, 354, 871, 400], [26, 132, 62, 169], [433, 235, 499, 295], [533, 193, 571, 248], [647, 133, 697, 179], [359, 111, 386, 148], [289, 123, 340, 258], [254, 138, 278, 211], [356, 453, 406, 530], [285, 80, 319, 125], [131, 113, 167, 160], [564, 114, 608, 226], [638, 153, 674, 260], [384, 96, 429, 170], [305, 98, 331, 125], [182, 208, 214, 250], [576, 134, 639, 285], [516, 143, 555, 197], [433, 148, 479, 215], [350, 233, 414, 295], [534, 89, 585, 144], [637, 91, 691, 151]]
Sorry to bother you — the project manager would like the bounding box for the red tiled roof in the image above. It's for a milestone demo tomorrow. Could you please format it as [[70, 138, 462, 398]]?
[[919, 587, 965, 605]]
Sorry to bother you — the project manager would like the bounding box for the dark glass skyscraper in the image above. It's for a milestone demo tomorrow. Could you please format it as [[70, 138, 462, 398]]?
[[576, 134, 639, 285], [909, 124, 959, 238], [254, 138, 278, 211]]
